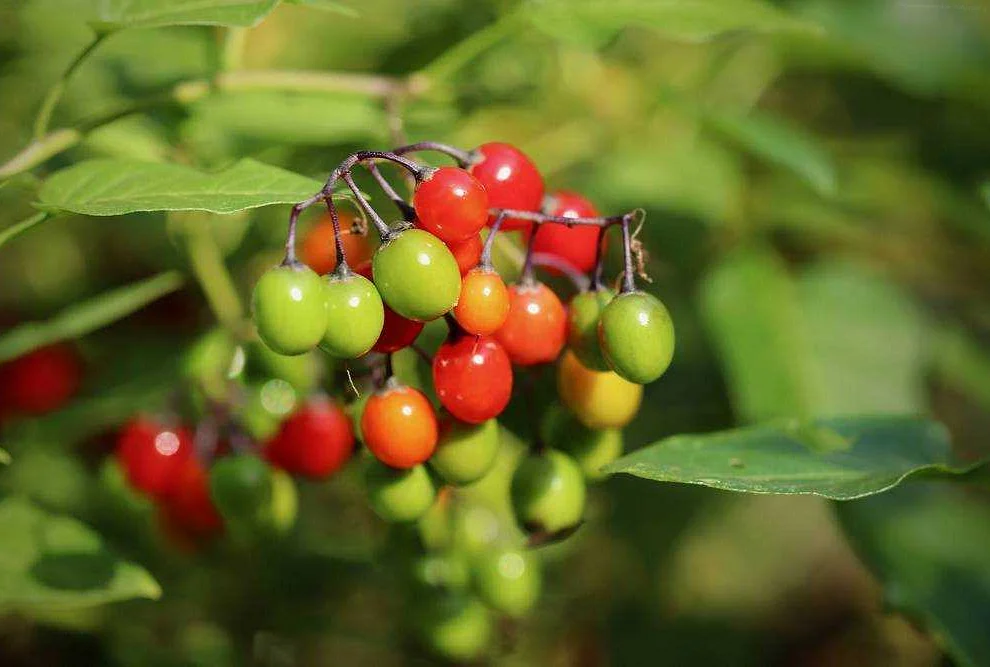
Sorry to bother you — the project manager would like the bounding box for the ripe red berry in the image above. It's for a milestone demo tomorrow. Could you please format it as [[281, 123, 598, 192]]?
[[158, 455, 224, 540], [453, 268, 510, 336], [0, 344, 82, 415], [468, 142, 544, 230], [413, 167, 489, 244], [447, 234, 484, 276], [433, 335, 513, 424], [529, 191, 602, 273], [495, 282, 567, 366], [355, 260, 424, 352], [361, 384, 437, 469], [301, 211, 374, 275], [116, 417, 193, 498], [265, 398, 356, 478]]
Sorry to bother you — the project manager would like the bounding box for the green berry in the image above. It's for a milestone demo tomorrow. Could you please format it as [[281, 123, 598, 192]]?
[[567, 288, 615, 371], [417, 594, 492, 663], [430, 418, 499, 486], [473, 548, 541, 617], [599, 291, 674, 384], [246, 341, 319, 394], [266, 469, 298, 534], [321, 271, 385, 358], [365, 461, 435, 522], [251, 263, 328, 355], [510, 449, 586, 533], [541, 407, 623, 481], [208, 455, 274, 526], [183, 328, 239, 400], [410, 552, 471, 594], [372, 229, 461, 321]]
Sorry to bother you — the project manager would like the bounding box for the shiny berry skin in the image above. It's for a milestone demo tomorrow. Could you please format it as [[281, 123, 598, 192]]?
[[453, 268, 510, 336], [159, 455, 224, 540], [116, 417, 193, 498], [430, 416, 499, 485], [361, 384, 438, 468], [301, 212, 374, 275], [567, 288, 615, 371], [0, 344, 82, 415], [495, 282, 567, 366], [321, 272, 384, 358], [354, 260, 423, 353], [365, 461, 435, 522], [468, 142, 544, 230], [208, 454, 274, 526], [433, 336, 512, 424], [599, 291, 675, 384], [417, 594, 493, 663], [264, 398, 355, 478], [510, 449, 586, 533], [473, 548, 541, 617], [541, 406, 623, 481], [251, 263, 328, 356], [413, 167, 489, 244], [447, 233, 483, 275], [373, 229, 461, 322], [530, 191, 602, 273], [557, 350, 642, 429]]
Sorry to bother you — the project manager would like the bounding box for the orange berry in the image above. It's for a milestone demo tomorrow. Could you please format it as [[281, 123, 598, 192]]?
[[495, 282, 567, 366], [453, 268, 510, 336], [301, 212, 374, 275], [361, 384, 438, 469]]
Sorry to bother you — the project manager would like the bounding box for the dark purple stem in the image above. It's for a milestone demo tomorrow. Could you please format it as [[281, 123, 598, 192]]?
[[520, 222, 540, 285], [479, 211, 507, 269], [323, 197, 349, 275], [364, 161, 415, 221], [591, 226, 607, 291], [393, 141, 473, 167], [489, 208, 626, 227], [342, 171, 393, 242]]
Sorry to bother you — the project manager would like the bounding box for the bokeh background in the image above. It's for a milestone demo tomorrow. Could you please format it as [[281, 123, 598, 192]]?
[[1, 0, 990, 665]]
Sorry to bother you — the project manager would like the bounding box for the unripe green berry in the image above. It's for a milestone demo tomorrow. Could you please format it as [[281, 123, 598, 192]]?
[[417, 594, 492, 663], [365, 461, 435, 522], [510, 449, 586, 533], [251, 263, 328, 355], [372, 229, 461, 321], [209, 455, 274, 526], [541, 407, 623, 481], [321, 271, 384, 358], [410, 552, 471, 594], [567, 288, 615, 371], [429, 418, 499, 486], [473, 548, 541, 617], [266, 469, 298, 534], [599, 291, 674, 384]]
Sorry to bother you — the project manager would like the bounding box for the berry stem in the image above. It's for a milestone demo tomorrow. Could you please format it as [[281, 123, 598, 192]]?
[[621, 214, 636, 294], [531, 253, 590, 292], [520, 223, 540, 285], [392, 141, 473, 167], [341, 171, 393, 242], [591, 226, 608, 291], [479, 211, 507, 269], [323, 197, 349, 274], [364, 161, 415, 221], [488, 208, 626, 228]]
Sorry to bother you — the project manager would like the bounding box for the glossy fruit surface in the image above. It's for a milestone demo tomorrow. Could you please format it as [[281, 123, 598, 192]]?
[[418, 594, 492, 662], [413, 167, 489, 244], [433, 336, 512, 424], [251, 263, 328, 355], [361, 384, 437, 468], [557, 350, 642, 429], [447, 233, 483, 275], [473, 548, 541, 616], [354, 260, 423, 352], [365, 461, 435, 522], [599, 291, 675, 384], [567, 288, 615, 371], [468, 142, 544, 230], [530, 191, 602, 273], [208, 454, 274, 525], [372, 229, 461, 322], [495, 282, 567, 365], [430, 417, 499, 485], [159, 455, 224, 540], [453, 268, 510, 336], [0, 344, 82, 415], [510, 449, 586, 533], [541, 407, 623, 480], [265, 398, 355, 478], [117, 418, 193, 498], [301, 212, 374, 275], [321, 272, 384, 358]]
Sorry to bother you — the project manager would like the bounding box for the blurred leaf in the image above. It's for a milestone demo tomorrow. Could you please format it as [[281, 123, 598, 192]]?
[[527, 0, 820, 46], [707, 111, 837, 196], [38, 159, 323, 216], [931, 325, 990, 411], [0, 496, 160, 612], [87, 0, 278, 31], [0, 271, 183, 362], [0, 211, 51, 251], [604, 415, 982, 500], [0, 448, 10, 465], [837, 484, 990, 667], [284, 0, 357, 17]]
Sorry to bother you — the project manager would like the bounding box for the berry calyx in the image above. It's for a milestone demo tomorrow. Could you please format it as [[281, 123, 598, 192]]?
[[0, 344, 82, 415], [251, 262, 328, 356], [372, 229, 461, 322], [301, 212, 374, 275], [557, 349, 642, 429], [510, 449, 586, 533], [116, 417, 193, 498], [472, 548, 541, 617], [541, 406, 623, 481], [361, 383, 438, 468], [452, 268, 510, 336], [468, 142, 544, 230], [321, 270, 385, 359], [264, 398, 355, 478], [355, 260, 423, 353], [413, 167, 489, 244], [433, 335, 512, 424], [599, 291, 675, 384], [529, 191, 602, 273], [567, 287, 615, 371], [365, 461, 436, 522], [430, 416, 500, 485], [495, 281, 567, 366]]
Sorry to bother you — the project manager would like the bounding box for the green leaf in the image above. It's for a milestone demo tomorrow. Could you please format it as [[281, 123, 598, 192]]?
[[837, 484, 990, 667], [707, 111, 837, 196], [284, 0, 357, 17], [38, 159, 322, 216], [0, 212, 52, 252], [527, 0, 820, 46], [603, 415, 983, 500], [0, 272, 183, 363], [87, 0, 279, 31], [931, 325, 990, 411], [0, 497, 160, 611], [0, 448, 10, 465], [982, 181, 990, 211]]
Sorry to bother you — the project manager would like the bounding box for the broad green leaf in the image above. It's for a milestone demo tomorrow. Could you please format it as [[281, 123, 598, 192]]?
[[707, 111, 837, 196], [838, 484, 990, 667], [38, 159, 322, 216], [87, 0, 279, 31], [0, 272, 183, 363], [931, 325, 990, 411], [284, 0, 357, 17], [603, 415, 982, 500], [0, 497, 160, 611]]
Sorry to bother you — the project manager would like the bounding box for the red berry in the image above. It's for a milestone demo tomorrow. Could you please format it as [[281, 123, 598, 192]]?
[[158, 455, 223, 540], [529, 191, 602, 274], [355, 260, 424, 352], [413, 167, 489, 244], [117, 417, 193, 498], [495, 282, 567, 366], [469, 142, 544, 231], [301, 211, 374, 275], [265, 398, 355, 478], [0, 344, 82, 415], [447, 234, 484, 276], [433, 335, 513, 424], [361, 384, 437, 469]]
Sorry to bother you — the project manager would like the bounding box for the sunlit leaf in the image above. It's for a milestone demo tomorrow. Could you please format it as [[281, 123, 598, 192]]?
[[87, 0, 279, 31], [0, 449, 10, 465], [284, 0, 357, 17]]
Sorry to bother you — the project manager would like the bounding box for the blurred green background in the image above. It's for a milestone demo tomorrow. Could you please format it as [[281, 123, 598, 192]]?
[[1, 0, 990, 665]]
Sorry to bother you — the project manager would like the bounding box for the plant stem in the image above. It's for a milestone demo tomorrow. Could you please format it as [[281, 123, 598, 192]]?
[[324, 197, 348, 273], [591, 226, 607, 290], [184, 226, 246, 336], [393, 141, 473, 167], [621, 215, 636, 293], [33, 33, 107, 139], [0, 211, 52, 251], [364, 161, 415, 220], [342, 172, 392, 240], [480, 212, 506, 268]]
